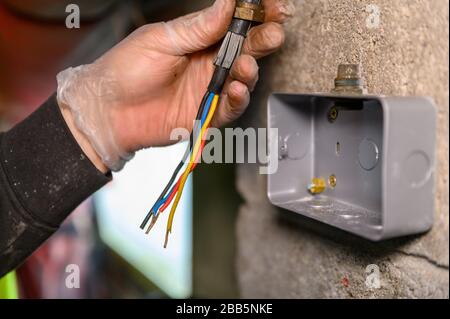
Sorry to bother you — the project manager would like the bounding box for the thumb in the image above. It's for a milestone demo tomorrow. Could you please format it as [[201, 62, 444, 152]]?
[[164, 0, 235, 55]]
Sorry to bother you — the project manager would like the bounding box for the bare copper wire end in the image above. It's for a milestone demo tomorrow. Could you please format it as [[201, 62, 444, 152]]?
[[164, 230, 170, 249], [145, 214, 159, 234]]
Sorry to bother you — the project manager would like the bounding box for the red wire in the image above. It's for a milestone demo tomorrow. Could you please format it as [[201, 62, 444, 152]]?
[[159, 179, 180, 213], [159, 126, 210, 213]]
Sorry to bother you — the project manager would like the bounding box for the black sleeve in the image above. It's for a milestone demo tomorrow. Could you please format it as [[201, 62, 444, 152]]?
[[0, 94, 111, 277]]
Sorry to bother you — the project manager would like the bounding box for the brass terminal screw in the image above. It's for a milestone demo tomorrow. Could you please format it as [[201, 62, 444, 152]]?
[[328, 174, 337, 188], [328, 106, 339, 122], [308, 177, 327, 195]]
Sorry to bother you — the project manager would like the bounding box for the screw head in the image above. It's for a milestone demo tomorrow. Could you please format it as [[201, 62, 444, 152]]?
[[328, 106, 339, 122], [328, 174, 337, 188]]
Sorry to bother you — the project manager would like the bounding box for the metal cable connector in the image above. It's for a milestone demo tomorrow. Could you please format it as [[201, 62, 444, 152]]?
[[214, 31, 245, 69], [214, 1, 264, 70], [234, 1, 265, 23]]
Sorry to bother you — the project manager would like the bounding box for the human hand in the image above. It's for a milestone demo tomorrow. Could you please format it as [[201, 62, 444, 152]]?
[[57, 0, 294, 172]]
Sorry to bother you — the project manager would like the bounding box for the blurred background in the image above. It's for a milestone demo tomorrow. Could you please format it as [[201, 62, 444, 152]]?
[[0, 0, 240, 298]]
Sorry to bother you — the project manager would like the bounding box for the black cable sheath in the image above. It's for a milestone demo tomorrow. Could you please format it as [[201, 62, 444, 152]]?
[[208, 67, 229, 94]]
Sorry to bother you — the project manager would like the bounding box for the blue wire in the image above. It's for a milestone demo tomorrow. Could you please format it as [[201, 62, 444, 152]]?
[[153, 92, 215, 215], [201, 93, 215, 124], [153, 182, 176, 214]]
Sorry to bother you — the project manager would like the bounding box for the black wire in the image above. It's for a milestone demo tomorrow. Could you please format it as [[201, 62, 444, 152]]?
[[140, 91, 210, 229]]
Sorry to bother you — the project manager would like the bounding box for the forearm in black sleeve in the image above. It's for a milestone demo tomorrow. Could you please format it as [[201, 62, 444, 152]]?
[[0, 94, 111, 277]]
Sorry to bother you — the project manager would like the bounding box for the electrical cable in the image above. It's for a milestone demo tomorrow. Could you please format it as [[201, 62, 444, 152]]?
[[152, 93, 214, 211], [159, 118, 211, 214], [139, 91, 211, 229], [164, 94, 220, 247], [149, 94, 212, 216], [144, 98, 214, 235], [141, 0, 264, 247]]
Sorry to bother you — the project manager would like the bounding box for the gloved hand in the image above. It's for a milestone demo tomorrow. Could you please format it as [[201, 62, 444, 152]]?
[[57, 0, 294, 172]]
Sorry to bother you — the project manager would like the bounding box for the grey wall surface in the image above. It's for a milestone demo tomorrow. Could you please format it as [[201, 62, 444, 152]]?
[[236, 0, 449, 298]]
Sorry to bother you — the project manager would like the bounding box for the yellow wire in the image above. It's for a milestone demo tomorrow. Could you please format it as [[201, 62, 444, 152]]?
[[165, 94, 220, 245]]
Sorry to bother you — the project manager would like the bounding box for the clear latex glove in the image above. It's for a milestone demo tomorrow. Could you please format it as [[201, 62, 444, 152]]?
[[57, 0, 294, 171]]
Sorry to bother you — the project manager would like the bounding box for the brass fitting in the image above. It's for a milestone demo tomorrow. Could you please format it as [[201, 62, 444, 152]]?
[[308, 178, 327, 195], [328, 174, 337, 188], [234, 1, 265, 23], [331, 64, 367, 95]]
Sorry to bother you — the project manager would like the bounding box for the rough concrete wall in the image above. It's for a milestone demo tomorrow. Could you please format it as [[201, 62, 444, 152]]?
[[237, 0, 449, 298]]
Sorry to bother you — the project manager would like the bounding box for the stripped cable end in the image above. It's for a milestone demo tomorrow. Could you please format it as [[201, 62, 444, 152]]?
[[164, 230, 170, 248], [140, 211, 153, 230], [145, 213, 159, 234]]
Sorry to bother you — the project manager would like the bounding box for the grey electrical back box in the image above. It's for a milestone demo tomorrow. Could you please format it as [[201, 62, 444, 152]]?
[[267, 92, 437, 241]]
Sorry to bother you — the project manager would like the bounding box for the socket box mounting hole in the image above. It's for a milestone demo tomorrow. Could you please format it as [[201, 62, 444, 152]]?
[[336, 141, 341, 156]]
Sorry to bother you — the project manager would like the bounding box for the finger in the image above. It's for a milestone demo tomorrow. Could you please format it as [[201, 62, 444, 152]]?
[[241, 22, 285, 59], [212, 81, 250, 126], [163, 0, 235, 55], [263, 0, 296, 24], [230, 55, 259, 92]]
